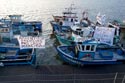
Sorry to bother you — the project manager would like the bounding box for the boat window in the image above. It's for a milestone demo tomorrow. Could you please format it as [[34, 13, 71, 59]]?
[[71, 19, 73, 22], [65, 18, 68, 21], [82, 45, 85, 51], [80, 31, 83, 37], [77, 45, 80, 50], [77, 44, 82, 51], [80, 45, 82, 51], [59, 21, 63, 25], [5, 28, 9, 32], [91, 45, 95, 51], [75, 31, 78, 35], [86, 45, 90, 51], [78, 32, 81, 35]]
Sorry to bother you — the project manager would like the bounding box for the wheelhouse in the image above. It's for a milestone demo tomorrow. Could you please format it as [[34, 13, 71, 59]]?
[[75, 41, 98, 59]]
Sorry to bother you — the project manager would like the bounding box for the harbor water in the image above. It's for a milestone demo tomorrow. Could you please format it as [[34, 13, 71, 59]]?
[[0, 0, 125, 65]]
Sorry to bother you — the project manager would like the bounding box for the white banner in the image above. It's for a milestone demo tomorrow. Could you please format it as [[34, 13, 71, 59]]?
[[94, 27, 115, 45], [17, 36, 45, 49]]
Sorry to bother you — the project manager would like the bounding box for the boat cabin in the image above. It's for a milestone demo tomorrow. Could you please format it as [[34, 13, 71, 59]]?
[[74, 40, 118, 60], [75, 28, 83, 36], [12, 21, 42, 35], [0, 15, 42, 45], [0, 23, 11, 43], [0, 47, 35, 66], [71, 26, 93, 39], [53, 4, 78, 27], [9, 15, 22, 22], [74, 41, 97, 59], [62, 12, 78, 26]]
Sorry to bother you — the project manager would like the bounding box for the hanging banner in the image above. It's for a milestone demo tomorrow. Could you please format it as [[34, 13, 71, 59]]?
[[17, 36, 45, 49], [93, 27, 115, 45]]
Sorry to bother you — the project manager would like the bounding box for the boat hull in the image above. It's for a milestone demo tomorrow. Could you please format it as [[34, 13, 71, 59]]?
[[50, 21, 70, 33], [57, 46, 123, 65], [0, 47, 36, 66], [55, 34, 73, 45]]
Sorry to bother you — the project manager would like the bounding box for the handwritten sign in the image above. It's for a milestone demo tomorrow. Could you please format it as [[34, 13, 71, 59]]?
[[94, 27, 115, 45], [17, 36, 45, 49]]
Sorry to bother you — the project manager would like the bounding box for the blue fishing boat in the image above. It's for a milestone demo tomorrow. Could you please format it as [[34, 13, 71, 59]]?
[[51, 7, 95, 45], [0, 15, 42, 34], [55, 33, 74, 45], [57, 40, 125, 65], [54, 13, 93, 45], [0, 15, 42, 45], [0, 47, 36, 66], [50, 4, 78, 33], [0, 15, 44, 66], [54, 21, 94, 45]]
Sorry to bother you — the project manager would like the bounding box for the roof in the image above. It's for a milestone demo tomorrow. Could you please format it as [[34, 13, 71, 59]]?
[[8, 15, 22, 17], [63, 12, 77, 14]]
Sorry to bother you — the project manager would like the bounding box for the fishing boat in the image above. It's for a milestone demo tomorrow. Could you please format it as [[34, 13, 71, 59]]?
[[0, 15, 42, 35], [0, 15, 44, 66], [57, 39, 125, 65], [54, 14, 94, 46], [55, 31, 74, 45], [50, 4, 78, 33], [55, 25, 94, 45], [51, 6, 95, 45], [0, 15, 42, 45], [0, 46, 36, 66], [57, 25, 124, 65]]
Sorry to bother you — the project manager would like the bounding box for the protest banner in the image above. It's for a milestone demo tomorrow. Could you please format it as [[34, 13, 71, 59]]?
[[94, 27, 115, 45], [17, 36, 45, 49]]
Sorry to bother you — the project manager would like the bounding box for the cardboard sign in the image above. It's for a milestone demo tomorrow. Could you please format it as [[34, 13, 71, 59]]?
[[17, 36, 45, 49], [94, 27, 115, 45]]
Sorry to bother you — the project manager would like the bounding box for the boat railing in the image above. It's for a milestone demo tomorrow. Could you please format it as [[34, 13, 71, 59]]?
[[0, 72, 124, 83]]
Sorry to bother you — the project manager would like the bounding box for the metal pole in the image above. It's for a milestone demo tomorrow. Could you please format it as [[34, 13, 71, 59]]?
[[32, 48, 35, 55], [31, 48, 38, 68], [35, 48, 39, 68], [122, 75, 125, 83], [34, 48, 39, 68], [114, 72, 118, 83]]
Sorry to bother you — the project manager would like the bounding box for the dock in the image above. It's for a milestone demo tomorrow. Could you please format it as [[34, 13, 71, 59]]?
[[1, 65, 125, 83]]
